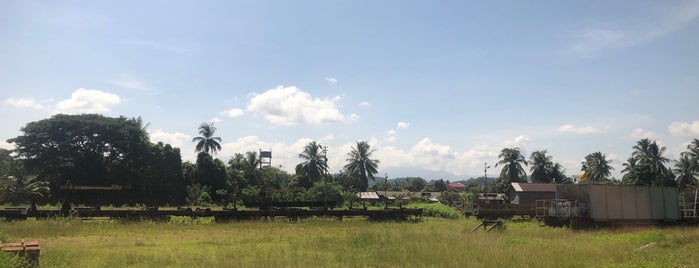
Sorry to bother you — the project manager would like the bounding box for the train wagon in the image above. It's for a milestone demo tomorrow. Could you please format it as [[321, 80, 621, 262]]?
[[535, 184, 683, 228]]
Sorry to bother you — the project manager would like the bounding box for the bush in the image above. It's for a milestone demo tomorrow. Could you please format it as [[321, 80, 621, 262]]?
[[408, 203, 462, 219]]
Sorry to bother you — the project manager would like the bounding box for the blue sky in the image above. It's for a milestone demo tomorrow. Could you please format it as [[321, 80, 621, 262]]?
[[1, 0, 698, 180]]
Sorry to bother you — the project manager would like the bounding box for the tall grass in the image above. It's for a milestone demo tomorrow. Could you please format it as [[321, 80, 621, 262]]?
[[1, 217, 698, 267]]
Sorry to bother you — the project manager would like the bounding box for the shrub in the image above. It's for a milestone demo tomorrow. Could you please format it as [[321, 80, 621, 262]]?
[[408, 203, 462, 219]]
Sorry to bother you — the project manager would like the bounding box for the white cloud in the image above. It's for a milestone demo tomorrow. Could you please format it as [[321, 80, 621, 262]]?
[[669, 121, 699, 136], [397, 122, 411, 130], [567, 1, 699, 56], [149, 130, 190, 149], [627, 128, 658, 139], [387, 130, 397, 135], [325, 77, 338, 85], [349, 113, 360, 121], [221, 108, 244, 118], [503, 135, 530, 148], [359, 101, 371, 107], [246, 86, 347, 126], [4, 98, 45, 110], [54, 88, 122, 114], [386, 136, 397, 143], [322, 133, 336, 141], [558, 124, 603, 135], [210, 118, 221, 123]]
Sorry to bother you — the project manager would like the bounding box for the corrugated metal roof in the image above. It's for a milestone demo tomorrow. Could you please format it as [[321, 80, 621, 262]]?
[[510, 183, 556, 192], [356, 192, 380, 200]]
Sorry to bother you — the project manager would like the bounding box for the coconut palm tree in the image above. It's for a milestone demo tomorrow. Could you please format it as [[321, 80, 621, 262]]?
[[192, 122, 222, 155], [496, 147, 529, 185], [550, 163, 569, 183], [529, 150, 553, 183], [621, 156, 642, 185], [632, 138, 670, 177], [581, 152, 614, 183], [4, 174, 49, 209], [344, 141, 380, 191], [296, 141, 329, 188], [674, 153, 698, 190], [688, 139, 699, 164]]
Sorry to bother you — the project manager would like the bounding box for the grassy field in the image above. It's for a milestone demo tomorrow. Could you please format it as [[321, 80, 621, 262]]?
[[1, 215, 699, 267]]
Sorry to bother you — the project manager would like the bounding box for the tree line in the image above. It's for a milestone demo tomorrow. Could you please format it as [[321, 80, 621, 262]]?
[[491, 138, 699, 192], [1, 114, 698, 207], [0, 114, 382, 207]]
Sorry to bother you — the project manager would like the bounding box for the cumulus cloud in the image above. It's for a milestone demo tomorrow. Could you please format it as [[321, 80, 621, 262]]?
[[558, 124, 603, 135], [325, 77, 338, 85], [210, 118, 221, 123], [221, 108, 244, 118], [149, 130, 190, 148], [387, 130, 397, 135], [669, 121, 699, 136], [397, 122, 410, 130], [4, 98, 45, 110], [55, 88, 122, 114], [246, 86, 347, 126], [359, 101, 371, 107], [503, 135, 530, 148], [627, 128, 658, 139]]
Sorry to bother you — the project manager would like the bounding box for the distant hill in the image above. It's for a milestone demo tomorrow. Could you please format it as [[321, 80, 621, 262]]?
[[366, 167, 476, 186]]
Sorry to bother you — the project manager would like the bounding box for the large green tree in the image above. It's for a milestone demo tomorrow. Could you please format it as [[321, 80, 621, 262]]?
[[673, 139, 699, 190], [343, 141, 380, 191], [192, 122, 222, 155], [622, 138, 675, 186], [296, 141, 328, 188], [674, 153, 698, 190], [7, 114, 184, 205], [495, 147, 528, 190], [8, 114, 148, 198], [581, 152, 614, 183], [528, 150, 567, 183]]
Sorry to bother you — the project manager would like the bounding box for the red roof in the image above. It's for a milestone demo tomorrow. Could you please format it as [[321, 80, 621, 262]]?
[[447, 182, 465, 188]]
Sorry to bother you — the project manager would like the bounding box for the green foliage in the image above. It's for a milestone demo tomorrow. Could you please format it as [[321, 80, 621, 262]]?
[[343, 141, 379, 191], [0, 251, 31, 268], [196, 192, 213, 206], [194, 152, 227, 195], [404, 177, 426, 192], [582, 151, 614, 183], [185, 184, 210, 206], [529, 150, 568, 184], [409, 203, 462, 219], [621, 139, 676, 187], [241, 185, 261, 204], [192, 122, 222, 155], [296, 141, 328, 189], [495, 147, 528, 191], [6, 114, 185, 205], [302, 182, 342, 204], [438, 191, 463, 207]]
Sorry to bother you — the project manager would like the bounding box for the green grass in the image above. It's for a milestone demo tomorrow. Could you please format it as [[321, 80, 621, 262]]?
[[1, 217, 699, 267]]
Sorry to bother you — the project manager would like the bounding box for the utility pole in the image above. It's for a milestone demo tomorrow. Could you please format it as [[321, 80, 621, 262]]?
[[384, 173, 388, 209], [484, 163, 491, 193]]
